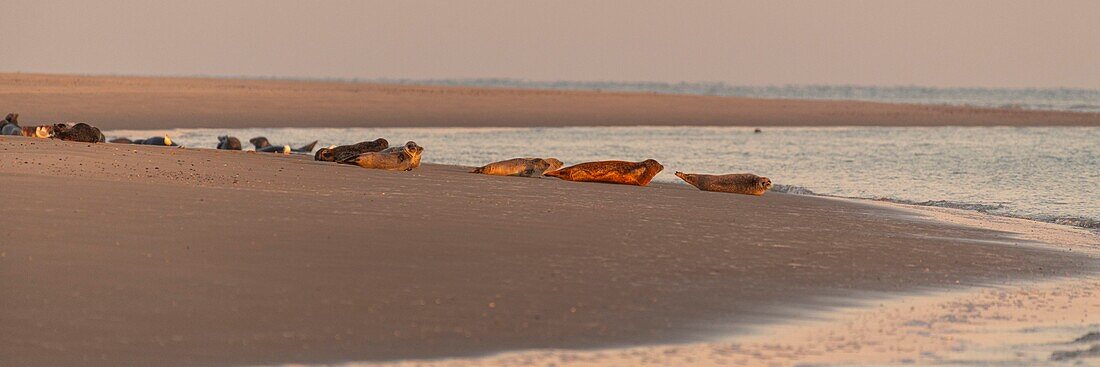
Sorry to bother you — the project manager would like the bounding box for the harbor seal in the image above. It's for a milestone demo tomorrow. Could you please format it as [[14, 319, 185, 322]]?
[[675, 171, 773, 196], [314, 138, 389, 162], [544, 159, 663, 186], [217, 135, 242, 150], [139, 134, 177, 146], [339, 141, 424, 171], [52, 123, 103, 143], [471, 157, 564, 177], [250, 137, 318, 154], [0, 114, 19, 136], [1, 124, 20, 136], [18, 124, 64, 138], [377, 141, 424, 169]]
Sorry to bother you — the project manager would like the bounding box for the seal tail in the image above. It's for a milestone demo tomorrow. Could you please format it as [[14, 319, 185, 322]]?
[[295, 140, 319, 153], [470, 166, 485, 174]]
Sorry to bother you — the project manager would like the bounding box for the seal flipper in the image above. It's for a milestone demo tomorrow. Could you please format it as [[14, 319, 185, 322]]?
[[294, 140, 319, 153], [471, 166, 486, 174], [337, 154, 361, 165]]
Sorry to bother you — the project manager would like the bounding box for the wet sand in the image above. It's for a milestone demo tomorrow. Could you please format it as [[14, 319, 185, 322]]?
[[3, 73, 1099, 130], [355, 204, 1100, 366], [0, 136, 1095, 367]]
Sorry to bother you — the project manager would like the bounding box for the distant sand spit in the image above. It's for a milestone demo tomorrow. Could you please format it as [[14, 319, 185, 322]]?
[[1, 137, 1095, 367], [2, 73, 1099, 130]]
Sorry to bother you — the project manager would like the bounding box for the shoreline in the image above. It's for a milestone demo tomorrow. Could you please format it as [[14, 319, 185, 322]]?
[[305, 200, 1100, 367], [97, 125, 1100, 233], [342, 276, 1100, 367], [3, 73, 1099, 130], [1, 137, 1096, 366]]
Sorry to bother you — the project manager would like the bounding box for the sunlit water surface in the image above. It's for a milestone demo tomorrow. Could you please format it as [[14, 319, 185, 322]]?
[[107, 126, 1100, 230]]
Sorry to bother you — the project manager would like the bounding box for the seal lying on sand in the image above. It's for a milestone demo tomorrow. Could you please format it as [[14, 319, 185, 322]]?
[[249, 137, 318, 154], [675, 171, 773, 196], [216, 135, 242, 150], [471, 157, 564, 177], [314, 138, 389, 162], [109, 137, 134, 144], [377, 141, 423, 169], [2, 124, 22, 136], [1, 114, 21, 136], [52, 123, 103, 143], [17, 124, 66, 138], [544, 159, 663, 186], [138, 134, 177, 146], [0, 113, 19, 131], [339, 141, 424, 171]]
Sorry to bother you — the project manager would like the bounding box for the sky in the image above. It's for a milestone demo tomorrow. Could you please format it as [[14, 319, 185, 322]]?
[[1, 0, 1098, 89]]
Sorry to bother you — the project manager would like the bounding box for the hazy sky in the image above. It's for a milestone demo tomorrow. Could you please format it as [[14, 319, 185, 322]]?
[[2, 0, 1098, 88]]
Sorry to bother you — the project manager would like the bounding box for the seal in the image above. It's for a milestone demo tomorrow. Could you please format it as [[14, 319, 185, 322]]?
[[314, 138, 389, 162], [1, 124, 20, 136], [217, 135, 242, 150], [377, 141, 424, 169], [52, 123, 103, 143], [471, 157, 564, 177], [2, 113, 17, 126], [544, 159, 663, 186], [674, 171, 773, 196], [18, 124, 64, 138], [338, 141, 424, 171], [139, 134, 178, 146], [109, 137, 134, 144], [0, 114, 20, 136], [250, 137, 318, 154]]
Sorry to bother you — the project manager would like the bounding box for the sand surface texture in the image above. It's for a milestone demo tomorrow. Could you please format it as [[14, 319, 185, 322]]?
[[0, 137, 1094, 366]]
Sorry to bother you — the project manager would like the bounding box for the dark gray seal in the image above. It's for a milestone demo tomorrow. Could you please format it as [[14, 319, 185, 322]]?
[[314, 138, 389, 162], [217, 135, 242, 150], [249, 137, 318, 154]]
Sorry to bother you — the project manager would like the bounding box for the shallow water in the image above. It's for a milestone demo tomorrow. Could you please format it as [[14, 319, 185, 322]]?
[[106, 126, 1100, 230]]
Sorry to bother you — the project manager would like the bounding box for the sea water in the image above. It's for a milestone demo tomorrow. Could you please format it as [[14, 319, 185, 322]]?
[[371, 79, 1100, 113], [107, 126, 1100, 230]]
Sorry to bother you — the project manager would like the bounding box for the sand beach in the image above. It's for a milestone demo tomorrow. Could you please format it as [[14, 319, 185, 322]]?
[[1, 74, 1099, 366]]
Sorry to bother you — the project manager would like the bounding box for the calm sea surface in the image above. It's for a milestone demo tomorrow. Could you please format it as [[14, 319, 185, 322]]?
[[371, 79, 1100, 113], [108, 126, 1100, 230]]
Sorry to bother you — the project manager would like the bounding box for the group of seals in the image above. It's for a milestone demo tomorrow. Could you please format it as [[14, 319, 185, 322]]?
[[336, 141, 424, 171], [1, 114, 63, 138], [472, 157, 772, 196], [471, 157, 564, 177], [1, 115, 104, 143], [1, 112, 774, 195], [250, 137, 318, 154]]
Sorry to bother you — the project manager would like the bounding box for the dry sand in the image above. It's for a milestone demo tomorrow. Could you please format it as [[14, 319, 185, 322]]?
[[1, 136, 1095, 367], [2, 73, 1099, 130]]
